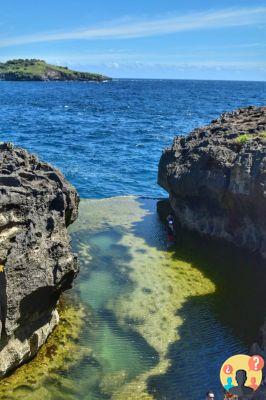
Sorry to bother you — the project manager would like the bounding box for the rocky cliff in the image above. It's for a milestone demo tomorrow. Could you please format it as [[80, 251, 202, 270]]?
[[0, 143, 79, 377], [158, 106, 266, 259]]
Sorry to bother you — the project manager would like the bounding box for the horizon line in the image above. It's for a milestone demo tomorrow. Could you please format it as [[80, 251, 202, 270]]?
[[0, 77, 265, 83]]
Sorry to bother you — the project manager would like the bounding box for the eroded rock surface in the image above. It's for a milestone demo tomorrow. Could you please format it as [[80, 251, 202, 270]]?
[[158, 106, 266, 258], [0, 143, 79, 376]]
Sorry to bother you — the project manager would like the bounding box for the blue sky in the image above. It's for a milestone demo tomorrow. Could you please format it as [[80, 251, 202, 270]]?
[[0, 0, 265, 80]]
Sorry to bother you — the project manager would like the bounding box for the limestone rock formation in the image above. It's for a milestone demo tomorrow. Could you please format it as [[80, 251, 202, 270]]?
[[158, 106, 266, 258], [0, 143, 79, 377]]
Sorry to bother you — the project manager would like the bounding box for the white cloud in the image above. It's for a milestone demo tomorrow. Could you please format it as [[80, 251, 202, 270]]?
[[1, 54, 264, 71], [106, 62, 120, 69], [0, 7, 265, 47], [104, 61, 266, 70]]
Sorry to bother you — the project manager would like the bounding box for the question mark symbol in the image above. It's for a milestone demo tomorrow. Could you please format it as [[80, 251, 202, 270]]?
[[254, 357, 259, 371], [249, 355, 264, 371], [223, 364, 233, 375]]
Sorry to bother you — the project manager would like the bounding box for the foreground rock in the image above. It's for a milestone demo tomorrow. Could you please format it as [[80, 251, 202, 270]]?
[[0, 143, 79, 377], [158, 106, 266, 258]]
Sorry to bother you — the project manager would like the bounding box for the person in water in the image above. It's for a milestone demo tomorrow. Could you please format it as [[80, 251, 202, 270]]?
[[229, 370, 254, 398], [166, 214, 174, 232], [166, 214, 175, 243], [205, 391, 215, 400]]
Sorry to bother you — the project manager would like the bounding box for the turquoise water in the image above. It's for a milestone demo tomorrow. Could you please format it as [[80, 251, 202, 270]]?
[[1, 196, 265, 399], [66, 197, 265, 399]]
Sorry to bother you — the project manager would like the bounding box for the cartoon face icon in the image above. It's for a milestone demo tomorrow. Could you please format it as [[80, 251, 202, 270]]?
[[220, 355, 264, 394], [224, 377, 234, 390], [250, 377, 258, 390]]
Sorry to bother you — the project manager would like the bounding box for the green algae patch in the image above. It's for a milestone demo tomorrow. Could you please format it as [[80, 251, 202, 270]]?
[[109, 244, 215, 356], [103, 206, 215, 398], [70, 197, 262, 399], [70, 197, 216, 399], [0, 299, 88, 400]]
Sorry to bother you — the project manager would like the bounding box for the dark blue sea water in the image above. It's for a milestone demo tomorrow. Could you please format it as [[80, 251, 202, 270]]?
[[0, 79, 265, 198]]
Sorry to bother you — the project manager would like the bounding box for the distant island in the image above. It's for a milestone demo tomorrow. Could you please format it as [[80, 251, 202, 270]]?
[[0, 59, 111, 82]]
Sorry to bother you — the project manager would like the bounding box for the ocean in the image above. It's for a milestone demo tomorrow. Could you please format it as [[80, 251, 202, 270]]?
[[0, 79, 265, 198]]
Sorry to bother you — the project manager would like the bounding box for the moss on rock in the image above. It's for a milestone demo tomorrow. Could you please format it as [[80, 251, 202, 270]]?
[[0, 299, 88, 400]]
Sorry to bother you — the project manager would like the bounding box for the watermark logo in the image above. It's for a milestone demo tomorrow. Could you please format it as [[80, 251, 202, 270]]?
[[220, 354, 264, 397]]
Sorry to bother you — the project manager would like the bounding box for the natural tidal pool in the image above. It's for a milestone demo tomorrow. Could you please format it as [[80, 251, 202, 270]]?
[[1, 196, 266, 400]]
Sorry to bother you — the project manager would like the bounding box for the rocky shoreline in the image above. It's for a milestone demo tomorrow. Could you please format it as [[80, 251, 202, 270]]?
[[0, 143, 79, 377], [158, 106, 266, 259]]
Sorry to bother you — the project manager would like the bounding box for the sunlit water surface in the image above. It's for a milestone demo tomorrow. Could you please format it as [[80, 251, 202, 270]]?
[[1, 79, 265, 198]]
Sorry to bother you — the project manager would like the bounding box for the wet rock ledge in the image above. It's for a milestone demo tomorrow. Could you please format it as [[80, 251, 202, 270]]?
[[0, 143, 79, 377], [158, 106, 266, 258]]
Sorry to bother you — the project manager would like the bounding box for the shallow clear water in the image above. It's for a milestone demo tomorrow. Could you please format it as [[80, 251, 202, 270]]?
[[1, 197, 266, 400], [67, 197, 265, 399], [0, 79, 265, 197]]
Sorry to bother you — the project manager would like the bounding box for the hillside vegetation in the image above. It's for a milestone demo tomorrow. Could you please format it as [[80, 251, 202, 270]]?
[[0, 59, 111, 81]]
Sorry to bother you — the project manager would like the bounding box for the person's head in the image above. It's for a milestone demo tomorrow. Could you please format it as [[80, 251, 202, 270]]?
[[227, 377, 233, 385], [235, 370, 247, 386], [206, 391, 215, 400]]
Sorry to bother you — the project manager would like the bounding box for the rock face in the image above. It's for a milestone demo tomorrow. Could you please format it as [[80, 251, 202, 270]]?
[[158, 106, 266, 258], [0, 143, 79, 377]]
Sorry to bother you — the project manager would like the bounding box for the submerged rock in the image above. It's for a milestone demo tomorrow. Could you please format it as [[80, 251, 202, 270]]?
[[0, 143, 79, 377], [158, 106, 266, 258]]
